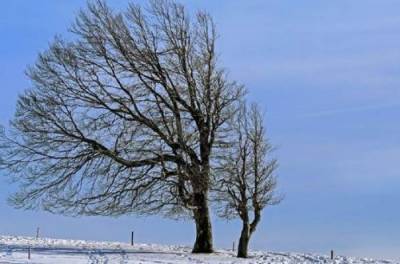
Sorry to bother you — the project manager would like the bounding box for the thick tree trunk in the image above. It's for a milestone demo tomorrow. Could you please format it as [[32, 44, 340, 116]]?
[[192, 192, 213, 253], [237, 222, 251, 258]]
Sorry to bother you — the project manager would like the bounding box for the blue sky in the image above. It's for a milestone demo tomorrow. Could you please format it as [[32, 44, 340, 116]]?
[[1, 0, 400, 260]]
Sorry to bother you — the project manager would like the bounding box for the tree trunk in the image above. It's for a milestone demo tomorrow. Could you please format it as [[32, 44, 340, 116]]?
[[237, 222, 251, 258], [192, 192, 213, 253]]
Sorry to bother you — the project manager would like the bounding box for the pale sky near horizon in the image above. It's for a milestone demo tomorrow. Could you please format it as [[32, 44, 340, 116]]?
[[1, 0, 400, 260]]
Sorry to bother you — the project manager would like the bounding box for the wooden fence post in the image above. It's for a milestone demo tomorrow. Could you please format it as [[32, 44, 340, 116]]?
[[330, 250, 334, 260], [131, 231, 134, 246]]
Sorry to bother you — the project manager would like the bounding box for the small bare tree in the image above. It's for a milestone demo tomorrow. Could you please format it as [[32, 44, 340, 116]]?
[[0, 0, 244, 253], [215, 103, 281, 258]]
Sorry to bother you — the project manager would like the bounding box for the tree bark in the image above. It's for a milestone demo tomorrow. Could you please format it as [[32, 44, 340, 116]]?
[[192, 192, 213, 253], [237, 222, 251, 258]]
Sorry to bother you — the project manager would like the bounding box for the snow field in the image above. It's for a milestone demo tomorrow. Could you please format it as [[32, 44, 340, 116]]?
[[0, 235, 397, 264]]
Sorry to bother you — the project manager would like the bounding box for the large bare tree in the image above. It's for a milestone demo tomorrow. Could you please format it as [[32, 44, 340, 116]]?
[[215, 103, 281, 258], [0, 0, 243, 253]]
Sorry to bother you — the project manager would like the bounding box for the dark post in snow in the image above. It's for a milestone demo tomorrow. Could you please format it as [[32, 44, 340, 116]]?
[[232, 241, 235, 252], [28, 247, 31, 260], [330, 250, 334, 260], [131, 231, 134, 246], [36, 227, 40, 239]]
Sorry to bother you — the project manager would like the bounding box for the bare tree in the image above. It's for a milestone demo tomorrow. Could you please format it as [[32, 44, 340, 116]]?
[[0, 0, 244, 253], [215, 103, 281, 258]]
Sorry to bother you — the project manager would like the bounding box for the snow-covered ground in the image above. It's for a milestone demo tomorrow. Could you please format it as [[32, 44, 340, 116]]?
[[0, 235, 396, 264]]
